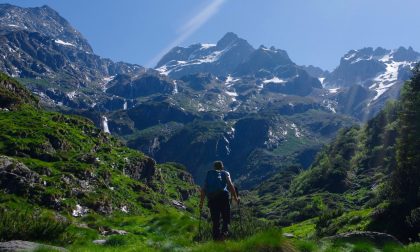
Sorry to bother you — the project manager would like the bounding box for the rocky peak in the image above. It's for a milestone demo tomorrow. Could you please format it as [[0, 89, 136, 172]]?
[[216, 32, 240, 48], [234, 45, 294, 76], [392, 46, 420, 62], [155, 32, 254, 78], [0, 4, 92, 52]]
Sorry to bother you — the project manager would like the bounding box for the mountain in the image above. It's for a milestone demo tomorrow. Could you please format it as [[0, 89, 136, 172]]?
[[156, 32, 254, 78], [156, 32, 323, 96], [323, 47, 420, 119], [249, 94, 399, 232], [249, 67, 420, 241], [0, 4, 92, 52], [0, 4, 349, 188], [0, 4, 145, 110], [0, 4, 416, 190], [325, 47, 419, 89], [299, 65, 330, 86]]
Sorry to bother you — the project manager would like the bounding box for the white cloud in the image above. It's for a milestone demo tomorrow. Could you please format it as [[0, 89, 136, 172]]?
[[147, 0, 226, 67]]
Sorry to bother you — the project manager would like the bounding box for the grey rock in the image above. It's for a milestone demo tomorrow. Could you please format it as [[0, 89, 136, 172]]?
[[283, 233, 294, 238], [123, 157, 158, 182], [171, 199, 187, 210], [0, 240, 67, 251], [0, 155, 40, 196], [92, 239, 107, 245], [324, 231, 403, 247]]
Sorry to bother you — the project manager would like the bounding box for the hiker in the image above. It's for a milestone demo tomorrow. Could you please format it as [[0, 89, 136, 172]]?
[[199, 161, 239, 240]]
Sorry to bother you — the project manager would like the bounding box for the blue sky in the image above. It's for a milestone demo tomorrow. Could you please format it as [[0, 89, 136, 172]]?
[[2, 0, 419, 70]]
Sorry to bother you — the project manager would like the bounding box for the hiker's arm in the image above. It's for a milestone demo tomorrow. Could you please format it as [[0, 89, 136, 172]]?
[[227, 175, 239, 202], [199, 188, 205, 209]]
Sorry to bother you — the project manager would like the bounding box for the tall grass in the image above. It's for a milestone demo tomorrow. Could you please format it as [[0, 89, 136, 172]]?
[[193, 229, 297, 252], [0, 206, 70, 243], [196, 203, 274, 242]]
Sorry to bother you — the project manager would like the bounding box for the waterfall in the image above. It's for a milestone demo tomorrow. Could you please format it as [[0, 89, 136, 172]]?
[[101, 116, 110, 134]]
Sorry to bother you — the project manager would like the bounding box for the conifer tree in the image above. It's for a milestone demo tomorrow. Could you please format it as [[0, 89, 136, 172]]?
[[390, 64, 420, 235]]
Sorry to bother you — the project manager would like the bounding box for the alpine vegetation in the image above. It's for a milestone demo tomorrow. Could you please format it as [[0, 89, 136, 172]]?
[[0, 2, 419, 252]]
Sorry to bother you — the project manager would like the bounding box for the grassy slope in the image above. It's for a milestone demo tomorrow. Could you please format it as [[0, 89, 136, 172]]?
[[0, 72, 202, 250], [2, 73, 420, 251]]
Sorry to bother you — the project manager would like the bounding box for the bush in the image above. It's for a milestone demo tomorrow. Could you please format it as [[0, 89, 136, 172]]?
[[0, 206, 70, 242], [351, 241, 375, 252], [294, 240, 317, 252], [105, 235, 127, 246], [315, 207, 343, 236]]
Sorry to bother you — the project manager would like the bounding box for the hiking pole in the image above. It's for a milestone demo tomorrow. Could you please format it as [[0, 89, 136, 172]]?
[[238, 200, 244, 237], [235, 187, 244, 237]]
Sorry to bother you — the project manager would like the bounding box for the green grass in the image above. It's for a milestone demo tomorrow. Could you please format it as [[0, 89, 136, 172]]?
[[192, 229, 297, 252], [283, 219, 316, 239], [0, 205, 70, 243]]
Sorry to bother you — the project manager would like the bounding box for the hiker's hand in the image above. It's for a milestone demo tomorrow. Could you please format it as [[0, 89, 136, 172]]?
[[236, 197, 240, 204]]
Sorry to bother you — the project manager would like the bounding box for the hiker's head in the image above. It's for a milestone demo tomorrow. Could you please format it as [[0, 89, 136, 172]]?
[[214, 161, 224, 170]]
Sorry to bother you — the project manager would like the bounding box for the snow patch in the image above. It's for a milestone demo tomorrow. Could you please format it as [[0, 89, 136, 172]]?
[[369, 60, 411, 102], [103, 75, 116, 83], [290, 123, 303, 138], [54, 39, 75, 47], [101, 75, 116, 92], [156, 65, 170, 76], [225, 90, 238, 97], [344, 52, 357, 61], [329, 88, 340, 94], [263, 77, 286, 84], [225, 75, 240, 87], [66, 91, 76, 100], [323, 100, 337, 113], [201, 43, 216, 49]]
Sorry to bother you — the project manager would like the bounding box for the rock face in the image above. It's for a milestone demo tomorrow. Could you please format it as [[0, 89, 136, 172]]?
[[106, 73, 174, 99], [0, 156, 41, 196], [0, 72, 38, 109], [0, 4, 92, 52], [123, 157, 159, 182], [0, 4, 416, 189], [156, 32, 255, 78], [156, 32, 323, 97], [323, 47, 420, 119], [324, 231, 402, 247], [0, 240, 67, 252], [0, 4, 144, 109]]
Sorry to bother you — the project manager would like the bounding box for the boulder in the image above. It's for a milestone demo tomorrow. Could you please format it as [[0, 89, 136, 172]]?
[[123, 157, 158, 182], [0, 240, 67, 251], [324, 231, 402, 247], [0, 156, 41, 196]]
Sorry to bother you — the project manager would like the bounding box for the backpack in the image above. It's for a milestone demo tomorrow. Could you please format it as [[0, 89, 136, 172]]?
[[204, 170, 228, 199]]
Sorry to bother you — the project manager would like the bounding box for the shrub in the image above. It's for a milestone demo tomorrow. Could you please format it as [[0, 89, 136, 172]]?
[[0, 206, 70, 242], [315, 207, 343, 236]]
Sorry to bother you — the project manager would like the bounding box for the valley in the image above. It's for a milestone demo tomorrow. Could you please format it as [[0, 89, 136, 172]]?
[[0, 3, 419, 252]]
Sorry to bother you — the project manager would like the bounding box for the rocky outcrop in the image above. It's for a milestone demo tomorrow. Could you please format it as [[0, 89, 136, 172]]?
[[123, 157, 159, 182], [0, 156, 41, 196], [106, 73, 174, 98], [0, 240, 67, 252], [324, 231, 402, 247], [0, 72, 38, 109]]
